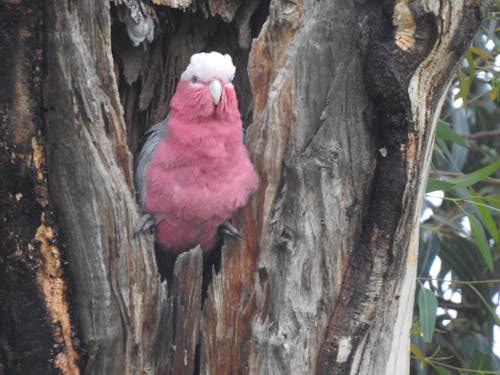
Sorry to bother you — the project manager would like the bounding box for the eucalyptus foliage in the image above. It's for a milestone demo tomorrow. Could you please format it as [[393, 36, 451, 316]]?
[[412, 15, 500, 375]]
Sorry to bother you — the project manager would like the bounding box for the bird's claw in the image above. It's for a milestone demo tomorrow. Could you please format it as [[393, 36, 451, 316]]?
[[218, 220, 241, 239], [134, 213, 156, 236]]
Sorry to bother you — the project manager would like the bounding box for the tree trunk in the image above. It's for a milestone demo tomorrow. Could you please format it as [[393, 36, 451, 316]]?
[[0, 0, 489, 374]]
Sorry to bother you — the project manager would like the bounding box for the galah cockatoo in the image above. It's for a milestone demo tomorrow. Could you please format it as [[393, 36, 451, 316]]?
[[134, 51, 258, 254]]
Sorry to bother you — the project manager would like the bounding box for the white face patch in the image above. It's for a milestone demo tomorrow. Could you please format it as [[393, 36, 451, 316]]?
[[180, 51, 236, 83]]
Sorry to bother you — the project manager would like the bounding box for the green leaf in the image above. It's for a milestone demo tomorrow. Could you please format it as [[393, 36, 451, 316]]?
[[471, 351, 493, 372], [457, 69, 472, 107], [490, 87, 498, 102], [470, 189, 499, 243], [468, 285, 500, 326], [428, 160, 500, 193], [465, 49, 476, 73], [434, 367, 452, 375], [426, 178, 454, 193], [436, 120, 468, 148], [440, 237, 481, 287], [410, 343, 427, 364], [411, 327, 423, 335], [418, 287, 438, 343], [466, 214, 494, 271], [452, 160, 500, 188], [468, 46, 494, 60], [482, 194, 500, 207]]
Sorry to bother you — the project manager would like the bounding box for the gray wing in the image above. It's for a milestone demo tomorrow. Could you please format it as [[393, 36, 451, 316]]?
[[134, 116, 169, 208]]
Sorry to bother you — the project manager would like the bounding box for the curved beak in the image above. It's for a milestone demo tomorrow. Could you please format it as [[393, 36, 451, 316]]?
[[208, 79, 223, 105]]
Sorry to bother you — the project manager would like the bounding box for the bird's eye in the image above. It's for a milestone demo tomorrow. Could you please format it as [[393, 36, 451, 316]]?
[[191, 76, 199, 83]]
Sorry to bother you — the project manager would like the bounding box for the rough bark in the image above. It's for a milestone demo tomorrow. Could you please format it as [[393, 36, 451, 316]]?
[[0, 1, 79, 374], [0, 0, 489, 374], [202, 0, 489, 374], [42, 1, 174, 374]]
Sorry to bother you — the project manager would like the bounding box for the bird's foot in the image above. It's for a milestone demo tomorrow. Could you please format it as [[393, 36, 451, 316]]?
[[133, 213, 156, 236], [218, 220, 241, 239]]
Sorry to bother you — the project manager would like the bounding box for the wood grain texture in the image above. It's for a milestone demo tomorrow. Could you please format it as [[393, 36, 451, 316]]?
[[44, 0, 267, 373], [212, 1, 376, 373], [200, 0, 489, 374], [195, 0, 370, 373], [170, 247, 203, 375], [0, 1, 79, 374], [380, 1, 490, 373], [44, 1, 171, 374]]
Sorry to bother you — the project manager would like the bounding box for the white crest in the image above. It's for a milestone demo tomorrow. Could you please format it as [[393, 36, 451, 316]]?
[[180, 52, 236, 83]]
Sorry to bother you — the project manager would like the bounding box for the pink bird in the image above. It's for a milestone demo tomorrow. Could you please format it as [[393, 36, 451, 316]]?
[[134, 52, 258, 254]]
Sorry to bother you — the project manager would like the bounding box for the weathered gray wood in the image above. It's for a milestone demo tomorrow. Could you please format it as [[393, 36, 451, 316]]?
[[200, 0, 489, 374], [44, 1, 171, 374], [350, 2, 490, 373], [171, 247, 203, 375], [42, 0, 266, 373], [203, 1, 375, 372]]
